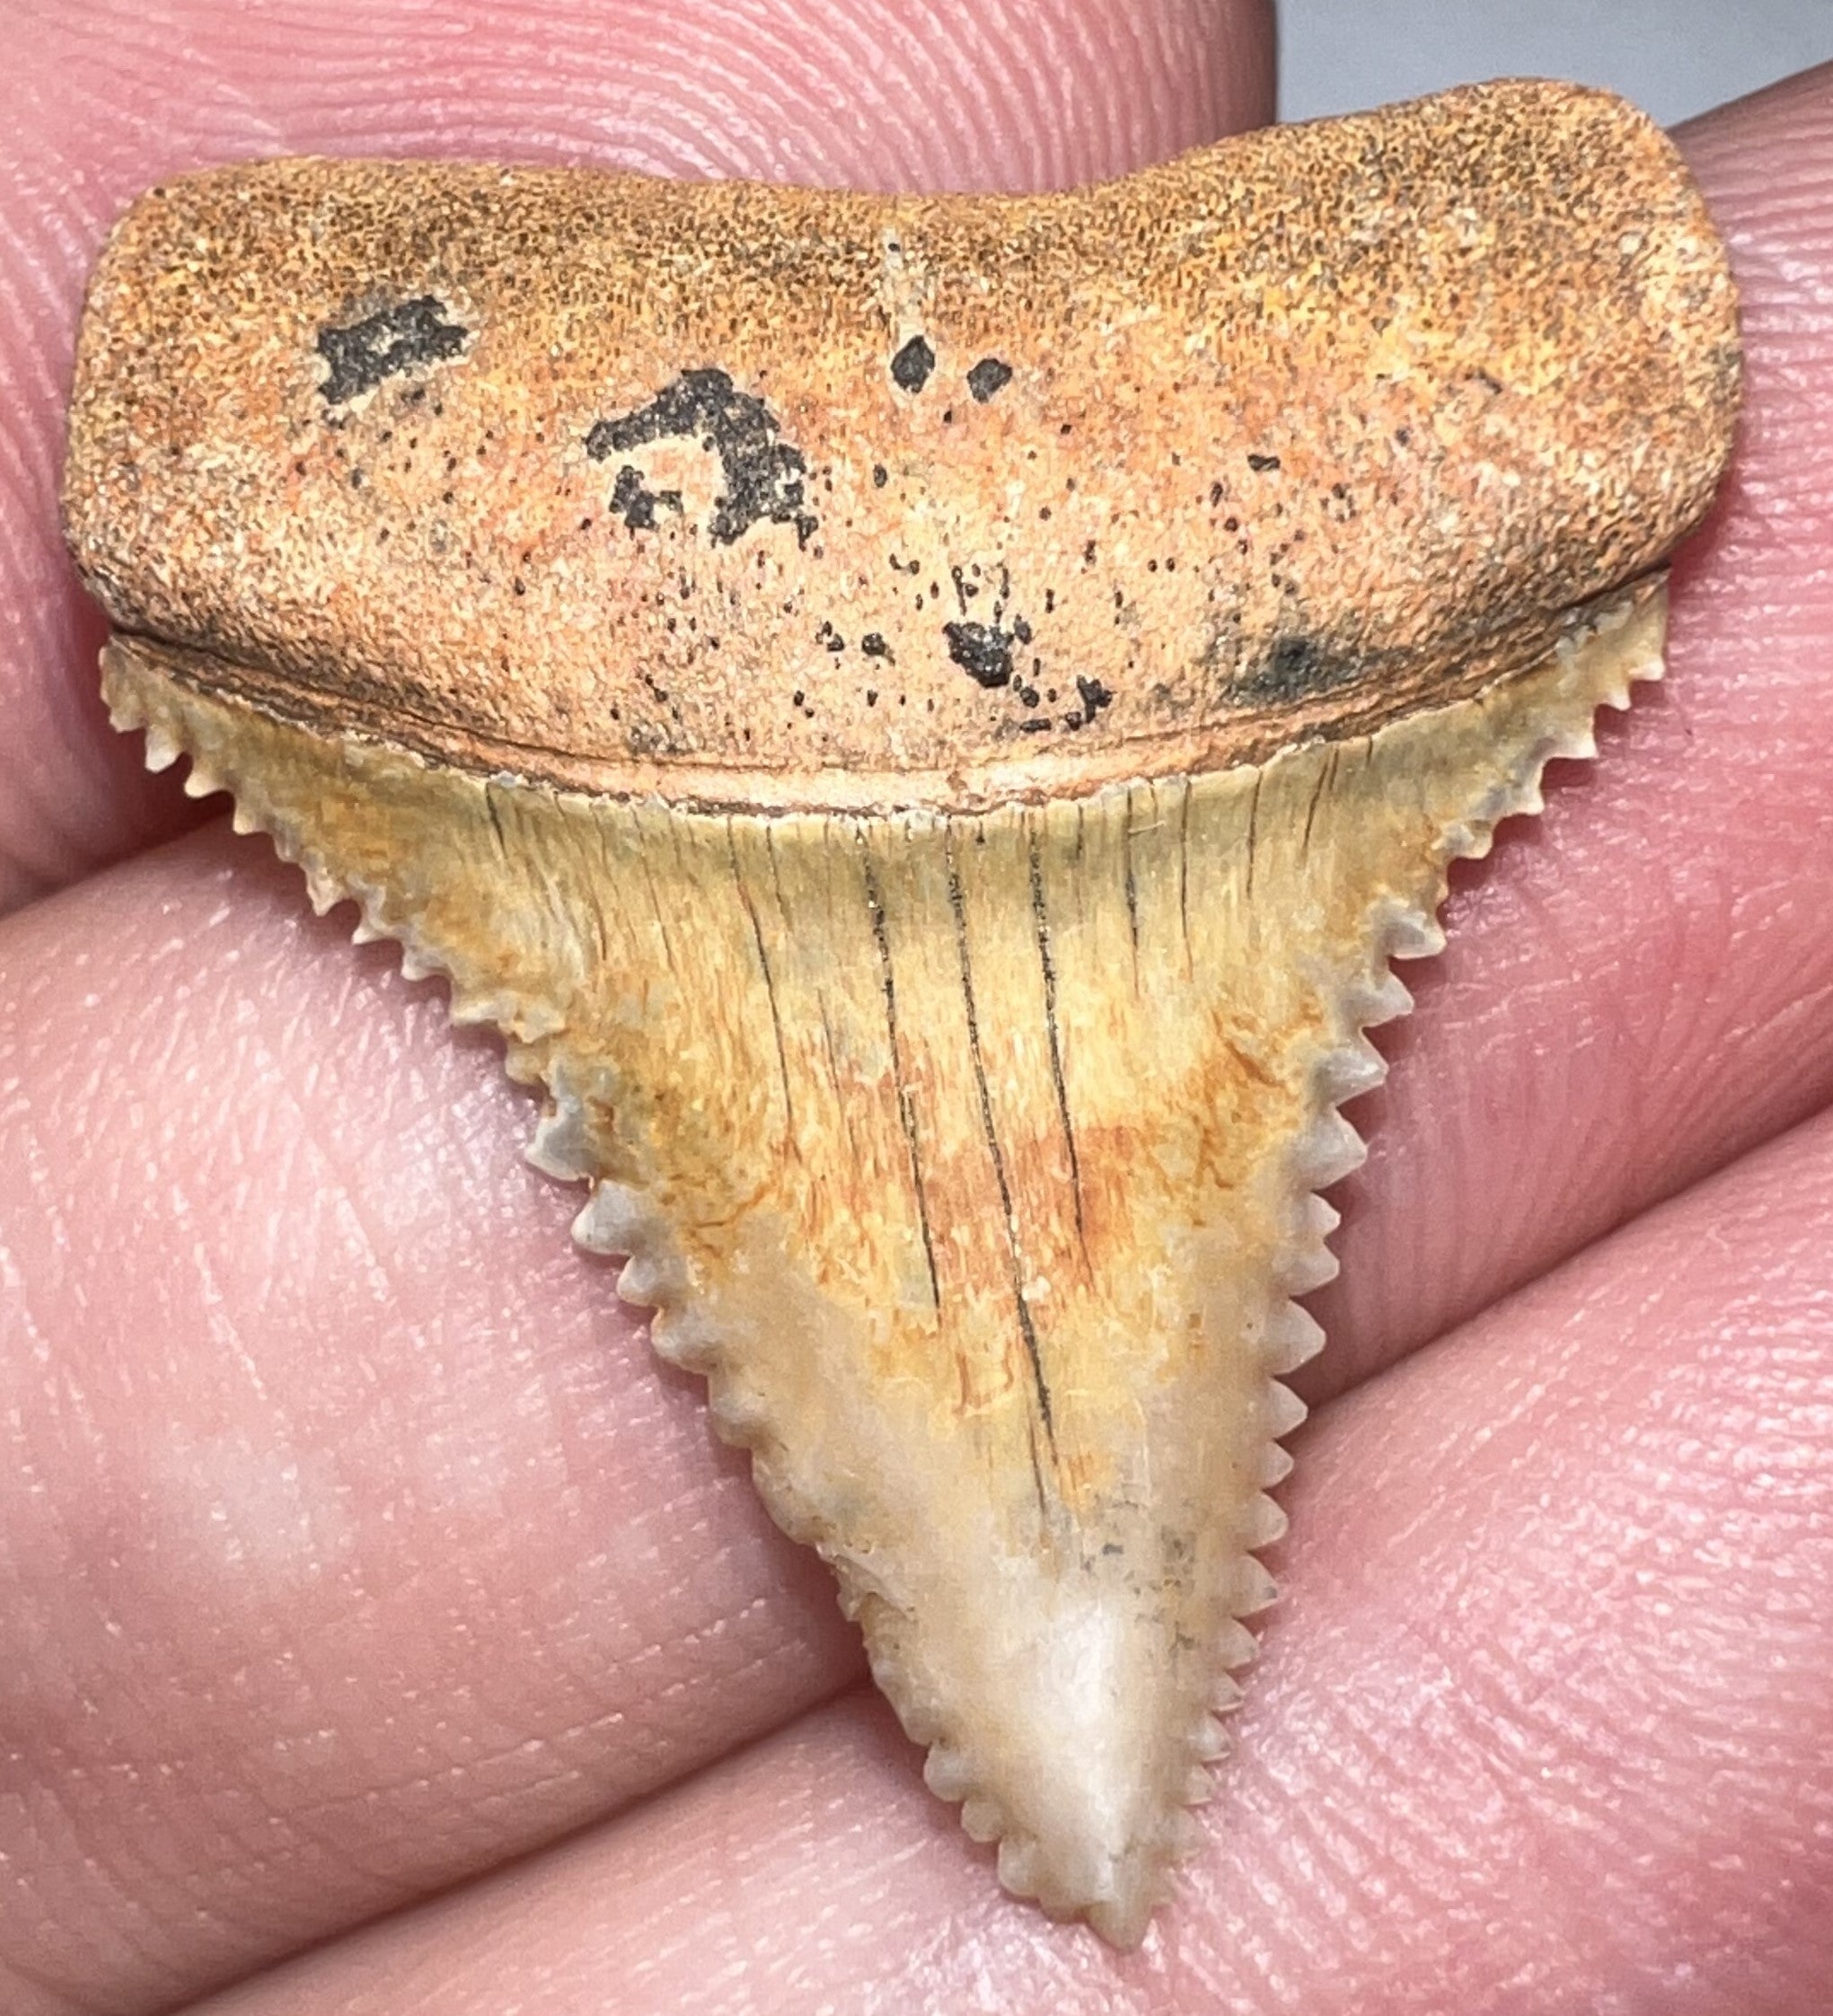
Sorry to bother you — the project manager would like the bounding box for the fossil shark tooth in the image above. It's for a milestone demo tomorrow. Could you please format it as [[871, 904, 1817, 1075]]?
[[61, 80, 1739, 1948]]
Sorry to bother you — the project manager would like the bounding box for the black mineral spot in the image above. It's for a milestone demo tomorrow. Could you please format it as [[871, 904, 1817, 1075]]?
[[1063, 674, 1114, 729], [1239, 634, 1357, 702], [586, 367, 812, 546], [610, 462, 683, 532], [317, 296, 470, 406], [861, 633, 892, 660], [966, 357, 1013, 403], [873, 463, 888, 488], [891, 335, 936, 393], [944, 620, 1015, 690], [1247, 452, 1282, 471]]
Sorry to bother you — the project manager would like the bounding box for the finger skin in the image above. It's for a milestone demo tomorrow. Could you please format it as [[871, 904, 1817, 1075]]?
[[0, 4, 1275, 2011], [182, 1100, 1833, 2016], [0, 0, 1273, 912]]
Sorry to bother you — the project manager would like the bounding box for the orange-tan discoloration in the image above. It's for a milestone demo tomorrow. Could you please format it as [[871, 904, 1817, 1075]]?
[[65, 82, 1736, 813]]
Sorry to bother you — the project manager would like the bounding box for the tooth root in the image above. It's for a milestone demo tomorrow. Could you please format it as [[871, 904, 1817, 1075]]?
[[93, 580, 1672, 1950]]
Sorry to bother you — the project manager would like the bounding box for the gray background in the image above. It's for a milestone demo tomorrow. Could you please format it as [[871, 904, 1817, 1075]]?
[[1280, 0, 1833, 127]]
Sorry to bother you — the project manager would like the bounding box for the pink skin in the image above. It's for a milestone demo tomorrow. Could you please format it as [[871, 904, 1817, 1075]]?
[[0, 4, 1829, 2012]]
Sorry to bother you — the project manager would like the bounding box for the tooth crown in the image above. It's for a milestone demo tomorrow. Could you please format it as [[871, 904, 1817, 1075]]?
[[101, 583, 1664, 1944]]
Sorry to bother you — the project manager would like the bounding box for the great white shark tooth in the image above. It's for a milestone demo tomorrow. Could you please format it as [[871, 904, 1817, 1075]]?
[[61, 80, 1739, 1947]]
